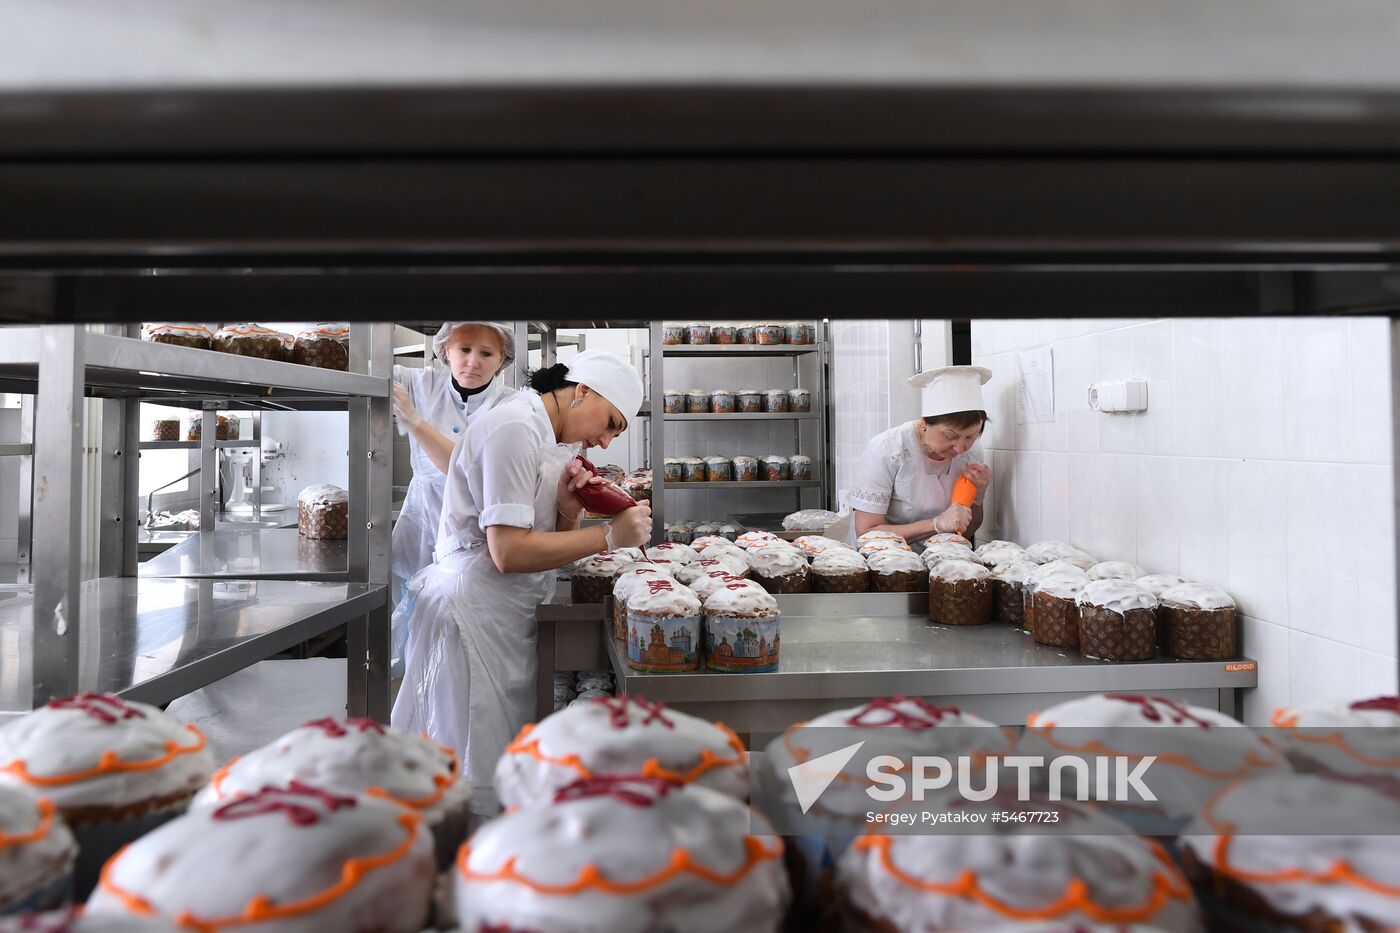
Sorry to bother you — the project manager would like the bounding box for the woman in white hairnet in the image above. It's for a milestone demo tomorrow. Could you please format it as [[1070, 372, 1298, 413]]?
[[390, 323, 517, 664], [391, 349, 652, 816]]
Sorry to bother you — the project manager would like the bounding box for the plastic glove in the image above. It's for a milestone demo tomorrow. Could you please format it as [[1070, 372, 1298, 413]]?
[[391, 382, 423, 431], [963, 462, 992, 494], [608, 502, 653, 548], [557, 460, 605, 521], [932, 503, 973, 534]]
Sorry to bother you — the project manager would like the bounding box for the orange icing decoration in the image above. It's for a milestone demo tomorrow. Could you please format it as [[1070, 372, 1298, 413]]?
[[1269, 708, 1400, 768], [98, 809, 423, 931], [853, 834, 1192, 923], [456, 833, 782, 895], [1199, 780, 1400, 899], [0, 796, 56, 851], [503, 721, 745, 786], [1, 725, 207, 787], [1024, 711, 1282, 779], [209, 744, 458, 811]]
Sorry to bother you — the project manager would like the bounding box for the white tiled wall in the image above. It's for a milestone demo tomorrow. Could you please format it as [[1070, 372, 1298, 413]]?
[[973, 317, 1398, 725]]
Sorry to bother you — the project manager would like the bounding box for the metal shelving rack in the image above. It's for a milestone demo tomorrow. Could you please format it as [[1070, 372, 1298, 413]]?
[[0, 324, 394, 721], [646, 321, 831, 537]]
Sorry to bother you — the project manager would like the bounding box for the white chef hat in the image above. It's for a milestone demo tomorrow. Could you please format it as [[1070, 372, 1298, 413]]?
[[908, 365, 992, 418], [565, 349, 645, 426], [432, 322, 516, 366]]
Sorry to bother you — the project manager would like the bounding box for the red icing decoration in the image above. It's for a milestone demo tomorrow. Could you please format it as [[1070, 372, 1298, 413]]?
[[302, 716, 387, 737], [845, 696, 961, 729], [47, 692, 146, 724], [1106, 694, 1213, 727], [1350, 696, 1400, 714], [645, 579, 675, 594], [212, 781, 356, 826], [12, 907, 82, 933], [553, 775, 677, 807], [594, 694, 674, 730]]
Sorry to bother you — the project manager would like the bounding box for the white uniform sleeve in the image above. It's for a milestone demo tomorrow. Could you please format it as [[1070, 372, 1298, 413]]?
[[476, 420, 543, 530], [849, 435, 896, 515]]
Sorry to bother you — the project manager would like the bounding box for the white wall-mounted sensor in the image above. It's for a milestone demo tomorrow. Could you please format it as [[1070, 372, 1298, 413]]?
[[1087, 379, 1148, 413]]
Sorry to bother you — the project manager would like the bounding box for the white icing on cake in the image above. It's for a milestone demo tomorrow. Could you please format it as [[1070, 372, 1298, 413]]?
[[810, 550, 870, 576], [793, 536, 854, 557], [920, 543, 977, 568], [296, 323, 350, 341], [1025, 563, 1089, 597], [646, 543, 698, 565], [1077, 580, 1159, 614], [572, 554, 624, 578], [866, 549, 926, 575], [609, 547, 646, 564], [1023, 694, 1287, 819], [1270, 696, 1400, 777], [617, 558, 678, 576], [837, 795, 1202, 933], [458, 780, 788, 933], [0, 695, 213, 811], [1025, 541, 1098, 566], [698, 544, 749, 568], [977, 544, 1028, 567], [1032, 574, 1087, 600], [735, 532, 781, 550], [86, 786, 434, 933], [926, 533, 973, 548], [1160, 583, 1236, 611], [705, 582, 779, 616], [1180, 775, 1400, 929], [690, 572, 751, 602], [746, 547, 809, 577], [494, 697, 749, 807], [612, 567, 675, 604], [143, 323, 210, 340], [1136, 574, 1188, 598], [857, 530, 906, 544], [860, 539, 915, 558], [1088, 561, 1147, 581], [192, 718, 467, 825], [974, 539, 1021, 558], [690, 536, 732, 552], [214, 323, 288, 340], [930, 559, 991, 582], [626, 579, 702, 616], [0, 785, 77, 911], [992, 559, 1040, 585], [297, 484, 349, 507], [676, 557, 746, 585]]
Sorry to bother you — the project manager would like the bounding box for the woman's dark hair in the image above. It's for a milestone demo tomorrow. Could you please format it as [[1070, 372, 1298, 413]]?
[[527, 363, 578, 394], [923, 409, 989, 431]]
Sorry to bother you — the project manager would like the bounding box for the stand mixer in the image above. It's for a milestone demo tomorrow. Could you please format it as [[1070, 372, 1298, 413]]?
[[225, 435, 288, 513]]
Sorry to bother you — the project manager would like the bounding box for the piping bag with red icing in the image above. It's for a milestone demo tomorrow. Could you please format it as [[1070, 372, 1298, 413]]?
[[573, 456, 653, 560]]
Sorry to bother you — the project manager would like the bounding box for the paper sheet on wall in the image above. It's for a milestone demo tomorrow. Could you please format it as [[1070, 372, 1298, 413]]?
[[1016, 347, 1055, 424]]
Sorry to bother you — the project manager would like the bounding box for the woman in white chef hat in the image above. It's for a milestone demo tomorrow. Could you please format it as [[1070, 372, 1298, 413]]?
[[392, 349, 652, 817], [849, 365, 993, 543], [390, 322, 518, 603]]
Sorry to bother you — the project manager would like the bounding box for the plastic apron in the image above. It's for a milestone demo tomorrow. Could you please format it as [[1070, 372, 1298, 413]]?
[[391, 434, 576, 817], [390, 371, 513, 673]]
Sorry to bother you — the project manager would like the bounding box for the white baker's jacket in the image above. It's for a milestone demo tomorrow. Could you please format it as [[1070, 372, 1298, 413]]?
[[849, 421, 984, 526]]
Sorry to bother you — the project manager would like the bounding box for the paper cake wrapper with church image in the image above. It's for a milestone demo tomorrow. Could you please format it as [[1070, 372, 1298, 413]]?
[[626, 610, 701, 672], [705, 613, 780, 673]]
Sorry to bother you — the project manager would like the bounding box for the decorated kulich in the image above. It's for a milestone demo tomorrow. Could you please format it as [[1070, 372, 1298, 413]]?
[[792, 535, 855, 558], [690, 571, 752, 604], [974, 538, 1026, 566], [860, 538, 915, 559], [735, 530, 783, 550], [0, 908, 182, 932], [835, 793, 1202, 933], [857, 530, 906, 544], [569, 552, 626, 605], [1024, 540, 1098, 567], [1159, 583, 1237, 661], [456, 776, 789, 933], [1136, 574, 1189, 653], [610, 566, 675, 642], [495, 695, 748, 808], [690, 534, 734, 552], [624, 579, 703, 673], [927, 559, 993, 626], [1179, 774, 1400, 933], [210, 323, 294, 362], [991, 559, 1039, 628], [297, 484, 349, 541], [1269, 695, 1400, 778], [918, 541, 976, 569], [1021, 694, 1288, 834], [810, 548, 871, 593], [1087, 560, 1147, 582], [0, 694, 214, 898], [86, 782, 435, 932], [142, 323, 212, 350], [925, 532, 973, 549], [645, 542, 698, 565], [746, 546, 811, 594], [0, 784, 77, 914], [291, 323, 350, 371], [866, 548, 928, 593], [192, 716, 469, 868], [704, 581, 781, 673], [1025, 563, 1090, 648], [676, 556, 748, 586], [697, 543, 750, 570], [1076, 580, 1159, 662]]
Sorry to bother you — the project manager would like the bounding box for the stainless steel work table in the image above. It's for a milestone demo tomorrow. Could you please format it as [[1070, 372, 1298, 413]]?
[[538, 590, 1258, 734], [0, 577, 386, 719], [140, 526, 347, 581]]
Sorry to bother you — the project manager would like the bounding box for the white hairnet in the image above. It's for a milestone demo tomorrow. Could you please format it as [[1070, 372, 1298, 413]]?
[[432, 322, 515, 366], [565, 349, 645, 423]]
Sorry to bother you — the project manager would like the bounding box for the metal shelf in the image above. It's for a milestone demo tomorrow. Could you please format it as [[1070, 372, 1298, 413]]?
[[139, 527, 346, 581], [664, 480, 822, 489], [0, 578, 386, 717], [662, 412, 817, 421], [662, 344, 819, 358], [0, 443, 31, 457], [138, 439, 261, 451], [0, 329, 389, 411]]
